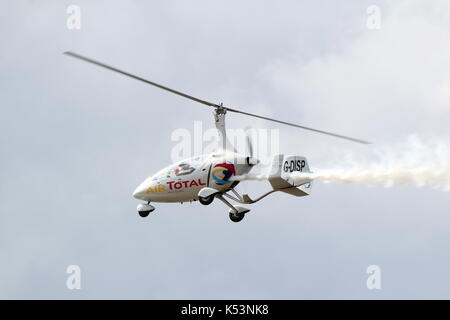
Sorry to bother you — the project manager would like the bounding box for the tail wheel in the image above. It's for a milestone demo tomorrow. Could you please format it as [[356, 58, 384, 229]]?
[[229, 211, 245, 223], [199, 195, 214, 205]]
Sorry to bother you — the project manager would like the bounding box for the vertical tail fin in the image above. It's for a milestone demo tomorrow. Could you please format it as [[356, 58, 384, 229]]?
[[268, 154, 313, 197]]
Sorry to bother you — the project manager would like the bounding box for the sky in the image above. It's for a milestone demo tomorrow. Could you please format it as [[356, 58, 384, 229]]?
[[1, 0, 450, 299]]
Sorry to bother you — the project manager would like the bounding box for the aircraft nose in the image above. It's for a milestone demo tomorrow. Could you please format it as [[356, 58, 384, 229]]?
[[133, 183, 148, 200]]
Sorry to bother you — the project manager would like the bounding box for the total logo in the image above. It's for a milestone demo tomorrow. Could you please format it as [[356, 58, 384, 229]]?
[[212, 162, 236, 185], [146, 179, 207, 193]]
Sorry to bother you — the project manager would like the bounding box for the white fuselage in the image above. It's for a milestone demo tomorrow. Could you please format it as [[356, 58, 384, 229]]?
[[133, 152, 252, 203]]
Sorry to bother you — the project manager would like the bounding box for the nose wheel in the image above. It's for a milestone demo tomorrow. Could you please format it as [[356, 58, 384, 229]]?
[[137, 203, 155, 218], [139, 211, 150, 218]]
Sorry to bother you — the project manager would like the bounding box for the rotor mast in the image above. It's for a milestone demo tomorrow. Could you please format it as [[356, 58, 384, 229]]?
[[214, 104, 236, 153]]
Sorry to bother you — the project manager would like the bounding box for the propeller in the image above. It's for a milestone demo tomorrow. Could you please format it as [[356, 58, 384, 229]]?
[[246, 132, 253, 158], [63, 51, 371, 144], [245, 127, 259, 166]]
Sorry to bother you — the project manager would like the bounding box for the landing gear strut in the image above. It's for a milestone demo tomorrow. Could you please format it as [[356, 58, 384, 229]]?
[[198, 187, 251, 222]]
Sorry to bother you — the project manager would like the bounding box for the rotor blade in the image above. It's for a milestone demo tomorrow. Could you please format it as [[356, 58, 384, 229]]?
[[64, 51, 370, 144], [63, 51, 220, 108], [227, 107, 371, 144]]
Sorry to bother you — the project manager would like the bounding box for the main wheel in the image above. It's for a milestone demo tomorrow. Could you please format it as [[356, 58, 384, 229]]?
[[229, 211, 245, 223], [199, 195, 214, 205]]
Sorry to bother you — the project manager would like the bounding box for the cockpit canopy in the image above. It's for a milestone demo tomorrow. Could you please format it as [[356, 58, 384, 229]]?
[[151, 155, 209, 181]]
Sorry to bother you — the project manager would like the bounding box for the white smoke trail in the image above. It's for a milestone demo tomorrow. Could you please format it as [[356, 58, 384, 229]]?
[[234, 135, 450, 191], [232, 174, 268, 181]]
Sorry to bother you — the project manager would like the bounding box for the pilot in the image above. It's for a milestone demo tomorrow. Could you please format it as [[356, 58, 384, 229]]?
[[174, 163, 195, 176]]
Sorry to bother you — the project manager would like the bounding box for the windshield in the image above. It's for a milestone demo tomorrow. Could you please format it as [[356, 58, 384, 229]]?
[[152, 156, 208, 180]]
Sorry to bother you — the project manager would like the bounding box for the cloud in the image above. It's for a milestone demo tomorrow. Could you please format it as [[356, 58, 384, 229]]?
[[261, 0, 450, 143], [1, 0, 450, 299]]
